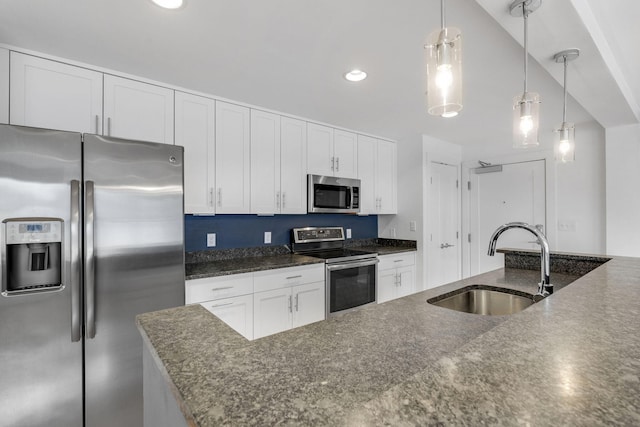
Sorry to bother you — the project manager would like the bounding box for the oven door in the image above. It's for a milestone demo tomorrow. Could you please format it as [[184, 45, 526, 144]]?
[[326, 258, 378, 316]]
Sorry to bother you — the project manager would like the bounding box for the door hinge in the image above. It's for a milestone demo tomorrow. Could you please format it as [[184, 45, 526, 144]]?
[[456, 179, 459, 188], [456, 231, 459, 239], [468, 233, 471, 243], [467, 181, 471, 191]]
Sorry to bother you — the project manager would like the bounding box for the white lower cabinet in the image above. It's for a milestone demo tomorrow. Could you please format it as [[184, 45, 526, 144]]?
[[186, 264, 325, 341], [377, 252, 416, 304]]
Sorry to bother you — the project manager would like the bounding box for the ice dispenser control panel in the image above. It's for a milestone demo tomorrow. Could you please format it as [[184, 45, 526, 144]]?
[[6, 221, 62, 245]]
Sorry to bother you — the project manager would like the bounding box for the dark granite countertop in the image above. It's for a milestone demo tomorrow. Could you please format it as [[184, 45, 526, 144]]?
[[185, 239, 416, 280], [135, 254, 640, 426]]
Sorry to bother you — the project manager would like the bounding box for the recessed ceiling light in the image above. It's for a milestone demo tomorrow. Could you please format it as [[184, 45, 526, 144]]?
[[344, 69, 367, 82], [151, 0, 184, 9]]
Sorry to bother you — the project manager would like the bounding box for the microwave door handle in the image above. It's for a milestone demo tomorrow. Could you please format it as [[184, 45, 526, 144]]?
[[347, 188, 352, 209]]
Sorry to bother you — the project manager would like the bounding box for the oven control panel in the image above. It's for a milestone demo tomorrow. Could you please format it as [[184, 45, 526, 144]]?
[[292, 227, 344, 243]]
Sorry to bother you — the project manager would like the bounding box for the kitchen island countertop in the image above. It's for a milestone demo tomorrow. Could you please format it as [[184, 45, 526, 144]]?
[[138, 255, 640, 426]]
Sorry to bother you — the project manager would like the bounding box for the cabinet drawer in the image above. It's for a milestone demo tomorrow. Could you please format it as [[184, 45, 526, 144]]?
[[253, 264, 325, 293], [378, 252, 416, 271], [185, 273, 253, 304]]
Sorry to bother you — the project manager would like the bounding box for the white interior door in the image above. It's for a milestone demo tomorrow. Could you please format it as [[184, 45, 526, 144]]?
[[469, 160, 546, 275], [429, 162, 460, 287]]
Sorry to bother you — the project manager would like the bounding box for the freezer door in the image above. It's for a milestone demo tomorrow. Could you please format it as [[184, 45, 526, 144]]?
[[0, 125, 83, 427], [82, 134, 184, 427]]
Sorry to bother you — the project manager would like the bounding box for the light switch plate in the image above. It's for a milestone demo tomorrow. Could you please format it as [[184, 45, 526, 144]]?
[[264, 231, 272, 244], [207, 233, 216, 247], [346, 228, 352, 239], [409, 221, 417, 232]]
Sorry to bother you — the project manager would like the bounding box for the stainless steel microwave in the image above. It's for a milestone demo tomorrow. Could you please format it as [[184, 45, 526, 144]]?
[[307, 174, 360, 214]]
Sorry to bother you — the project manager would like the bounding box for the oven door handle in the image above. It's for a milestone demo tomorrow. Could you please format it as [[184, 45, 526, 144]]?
[[326, 258, 379, 271]]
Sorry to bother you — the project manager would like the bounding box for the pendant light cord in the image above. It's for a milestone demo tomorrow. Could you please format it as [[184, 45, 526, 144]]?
[[563, 56, 568, 124], [523, 2, 528, 95], [441, 0, 446, 29]]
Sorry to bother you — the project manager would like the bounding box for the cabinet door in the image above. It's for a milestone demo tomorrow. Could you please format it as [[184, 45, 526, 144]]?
[[280, 117, 307, 214], [377, 269, 397, 304], [215, 101, 251, 213], [10, 52, 102, 133], [250, 109, 280, 214], [0, 48, 8, 124], [306, 122, 334, 176], [292, 281, 325, 328], [333, 129, 358, 178], [397, 266, 415, 298], [175, 91, 215, 214], [201, 294, 254, 340], [376, 140, 397, 214], [103, 74, 174, 144], [253, 288, 292, 339], [357, 135, 377, 214]]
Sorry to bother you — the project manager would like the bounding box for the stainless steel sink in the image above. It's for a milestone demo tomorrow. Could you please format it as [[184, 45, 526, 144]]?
[[427, 285, 535, 315]]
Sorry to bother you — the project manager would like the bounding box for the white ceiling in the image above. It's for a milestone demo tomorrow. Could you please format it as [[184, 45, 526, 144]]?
[[0, 0, 637, 155]]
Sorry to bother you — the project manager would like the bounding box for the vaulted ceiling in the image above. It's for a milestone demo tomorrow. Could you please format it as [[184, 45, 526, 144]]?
[[1, 0, 637, 155]]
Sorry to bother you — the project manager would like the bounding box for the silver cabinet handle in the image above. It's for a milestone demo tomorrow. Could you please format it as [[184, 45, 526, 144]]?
[[394, 259, 404, 263], [336, 157, 340, 172], [295, 294, 299, 312], [211, 286, 233, 292], [95, 115, 99, 134], [440, 243, 455, 249], [107, 117, 111, 136], [210, 302, 233, 308], [282, 192, 286, 209], [276, 191, 281, 209], [70, 180, 81, 342], [331, 156, 335, 171], [217, 188, 222, 206], [209, 188, 214, 208], [84, 180, 96, 339], [286, 275, 302, 280], [288, 295, 292, 313]]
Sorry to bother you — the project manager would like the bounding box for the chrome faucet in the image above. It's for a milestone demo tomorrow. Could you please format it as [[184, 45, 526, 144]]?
[[487, 222, 553, 297]]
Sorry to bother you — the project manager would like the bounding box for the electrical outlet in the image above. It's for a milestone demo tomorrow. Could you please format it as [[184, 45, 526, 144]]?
[[558, 220, 577, 232], [207, 233, 216, 247], [390, 228, 397, 238], [346, 228, 352, 239], [409, 221, 416, 232], [264, 231, 272, 244]]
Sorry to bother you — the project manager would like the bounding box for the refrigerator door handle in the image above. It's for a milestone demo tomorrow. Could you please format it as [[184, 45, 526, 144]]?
[[85, 180, 96, 339], [70, 180, 82, 342]]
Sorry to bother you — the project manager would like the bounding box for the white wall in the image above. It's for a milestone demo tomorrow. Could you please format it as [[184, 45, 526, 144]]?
[[378, 135, 424, 288], [606, 124, 640, 256]]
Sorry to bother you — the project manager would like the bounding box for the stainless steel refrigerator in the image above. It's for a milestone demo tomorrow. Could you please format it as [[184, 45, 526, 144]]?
[[0, 124, 185, 427]]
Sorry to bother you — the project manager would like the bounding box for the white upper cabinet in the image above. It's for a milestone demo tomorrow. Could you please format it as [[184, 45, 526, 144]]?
[[376, 139, 397, 214], [0, 48, 9, 124], [175, 91, 216, 214], [307, 123, 357, 179], [357, 135, 377, 214], [279, 117, 307, 214], [103, 74, 174, 144], [9, 52, 102, 133], [250, 109, 281, 214], [215, 101, 250, 213], [333, 129, 358, 178], [357, 136, 397, 214], [306, 122, 334, 176]]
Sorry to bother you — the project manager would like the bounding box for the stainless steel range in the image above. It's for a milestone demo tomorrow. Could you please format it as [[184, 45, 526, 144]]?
[[291, 227, 378, 316]]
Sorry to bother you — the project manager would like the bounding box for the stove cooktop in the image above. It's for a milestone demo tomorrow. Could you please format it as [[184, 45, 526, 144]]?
[[301, 248, 377, 263]]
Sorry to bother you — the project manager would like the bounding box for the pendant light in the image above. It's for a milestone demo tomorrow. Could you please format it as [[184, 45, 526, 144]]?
[[510, 0, 541, 148], [425, 0, 462, 118], [554, 49, 580, 163]]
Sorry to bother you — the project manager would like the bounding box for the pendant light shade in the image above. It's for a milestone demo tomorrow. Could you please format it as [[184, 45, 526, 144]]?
[[510, 0, 541, 148], [554, 48, 580, 163], [425, 0, 462, 118]]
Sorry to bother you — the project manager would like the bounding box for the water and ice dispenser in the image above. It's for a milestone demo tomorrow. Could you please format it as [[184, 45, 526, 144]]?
[[2, 219, 63, 295]]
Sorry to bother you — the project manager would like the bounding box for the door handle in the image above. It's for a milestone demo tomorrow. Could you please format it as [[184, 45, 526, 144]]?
[[107, 117, 111, 136], [336, 157, 340, 172], [95, 115, 99, 134], [295, 294, 299, 312], [282, 192, 286, 209], [440, 243, 455, 249], [288, 295, 292, 313], [85, 180, 96, 339], [209, 188, 214, 208], [70, 180, 81, 342], [217, 188, 222, 206], [331, 156, 335, 171]]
